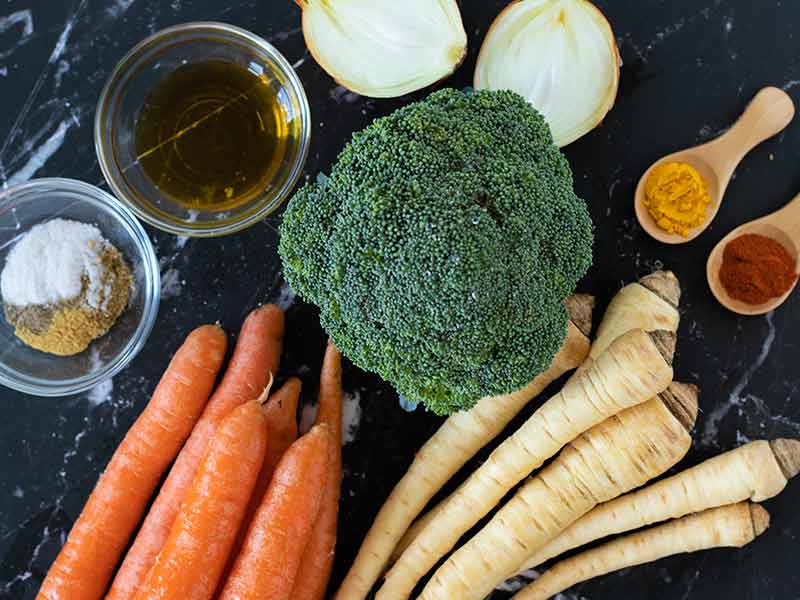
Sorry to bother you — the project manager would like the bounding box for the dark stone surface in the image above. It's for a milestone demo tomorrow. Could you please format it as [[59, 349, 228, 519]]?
[[1, 1, 799, 598]]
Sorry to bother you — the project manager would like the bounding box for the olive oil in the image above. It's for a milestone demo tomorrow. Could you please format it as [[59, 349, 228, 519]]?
[[135, 60, 288, 210]]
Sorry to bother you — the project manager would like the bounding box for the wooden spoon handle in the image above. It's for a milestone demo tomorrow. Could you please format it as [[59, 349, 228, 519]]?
[[705, 87, 795, 176], [770, 192, 800, 242]]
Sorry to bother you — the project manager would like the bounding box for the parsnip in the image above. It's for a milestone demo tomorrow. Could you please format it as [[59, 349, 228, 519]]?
[[333, 296, 594, 600], [392, 271, 682, 563], [583, 270, 680, 368], [419, 383, 698, 600], [519, 438, 800, 572], [377, 329, 676, 600], [513, 502, 770, 600]]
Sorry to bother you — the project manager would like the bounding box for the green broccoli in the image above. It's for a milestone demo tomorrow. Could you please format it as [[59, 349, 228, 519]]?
[[279, 88, 593, 415]]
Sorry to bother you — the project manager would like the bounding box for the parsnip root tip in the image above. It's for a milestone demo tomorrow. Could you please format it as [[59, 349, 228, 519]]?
[[648, 330, 677, 365], [639, 270, 681, 307], [769, 439, 800, 479], [659, 382, 699, 432], [565, 294, 596, 337], [749, 504, 771, 537]]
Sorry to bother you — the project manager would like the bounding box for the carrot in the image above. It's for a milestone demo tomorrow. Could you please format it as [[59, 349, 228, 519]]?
[[37, 325, 227, 600], [334, 295, 594, 600], [219, 377, 303, 587], [517, 438, 800, 573], [219, 424, 333, 600], [291, 343, 344, 600], [378, 329, 676, 600], [261, 377, 303, 490], [132, 400, 268, 600], [107, 305, 283, 600], [418, 383, 699, 600], [514, 503, 770, 600]]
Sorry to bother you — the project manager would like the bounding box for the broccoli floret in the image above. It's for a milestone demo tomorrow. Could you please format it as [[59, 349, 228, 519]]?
[[279, 88, 593, 415]]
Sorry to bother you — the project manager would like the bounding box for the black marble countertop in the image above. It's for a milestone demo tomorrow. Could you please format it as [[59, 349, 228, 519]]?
[[1, 1, 799, 599]]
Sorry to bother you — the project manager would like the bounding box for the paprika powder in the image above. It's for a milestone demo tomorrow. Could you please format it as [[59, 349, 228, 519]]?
[[719, 233, 798, 305]]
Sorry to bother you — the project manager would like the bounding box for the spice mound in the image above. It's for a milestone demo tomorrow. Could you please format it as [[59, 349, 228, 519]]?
[[719, 233, 798, 305], [643, 162, 710, 237], [1, 219, 133, 356]]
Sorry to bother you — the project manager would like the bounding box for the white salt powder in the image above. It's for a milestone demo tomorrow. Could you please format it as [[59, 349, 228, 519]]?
[[1, 219, 110, 309]]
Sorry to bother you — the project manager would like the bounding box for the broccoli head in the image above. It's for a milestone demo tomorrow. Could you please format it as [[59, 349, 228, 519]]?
[[279, 88, 593, 415]]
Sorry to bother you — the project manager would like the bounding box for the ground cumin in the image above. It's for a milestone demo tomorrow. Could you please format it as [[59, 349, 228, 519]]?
[[4, 246, 132, 356], [719, 233, 798, 305]]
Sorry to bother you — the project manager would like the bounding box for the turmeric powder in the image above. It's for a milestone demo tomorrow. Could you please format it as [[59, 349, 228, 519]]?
[[643, 162, 710, 237]]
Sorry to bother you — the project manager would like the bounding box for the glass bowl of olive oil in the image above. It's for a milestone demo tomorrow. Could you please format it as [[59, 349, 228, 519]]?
[[95, 22, 311, 237]]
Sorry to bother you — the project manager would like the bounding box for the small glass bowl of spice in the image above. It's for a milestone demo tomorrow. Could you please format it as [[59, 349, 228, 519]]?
[[0, 178, 160, 396]]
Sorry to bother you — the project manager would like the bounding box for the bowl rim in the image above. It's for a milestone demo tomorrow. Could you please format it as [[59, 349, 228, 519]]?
[[94, 21, 312, 238], [0, 177, 161, 397]]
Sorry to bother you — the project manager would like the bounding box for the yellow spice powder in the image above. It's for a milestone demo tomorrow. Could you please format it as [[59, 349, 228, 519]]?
[[643, 162, 710, 237]]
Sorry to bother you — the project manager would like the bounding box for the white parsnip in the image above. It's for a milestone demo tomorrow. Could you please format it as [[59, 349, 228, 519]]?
[[389, 495, 438, 565], [519, 438, 800, 572], [419, 383, 698, 600], [392, 271, 682, 564], [333, 297, 594, 600], [583, 270, 680, 368], [514, 502, 770, 600], [378, 329, 676, 599]]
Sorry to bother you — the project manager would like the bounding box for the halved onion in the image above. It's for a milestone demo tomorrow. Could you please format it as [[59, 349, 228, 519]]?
[[475, 0, 621, 147], [297, 0, 467, 98]]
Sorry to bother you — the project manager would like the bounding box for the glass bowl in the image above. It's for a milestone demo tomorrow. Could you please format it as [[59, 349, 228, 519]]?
[[0, 178, 160, 397], [95, 22, 311, 237]]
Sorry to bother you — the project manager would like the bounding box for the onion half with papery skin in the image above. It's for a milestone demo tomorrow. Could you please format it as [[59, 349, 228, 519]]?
[[297, 0, 468, 98], [475, 0, 621, 147]]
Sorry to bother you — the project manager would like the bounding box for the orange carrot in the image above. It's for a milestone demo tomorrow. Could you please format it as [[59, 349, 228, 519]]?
[[37, 325, 227, 600], [132, 401, 268, 600], [219, 424, 333, 600], [218, 377, 303, 588], [107, 305, 283, 600], [291, 343, 343, 600], [262, 377, 302, 489]]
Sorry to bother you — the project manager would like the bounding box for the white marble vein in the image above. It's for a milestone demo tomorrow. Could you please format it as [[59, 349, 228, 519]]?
[[107, 0, 137, 19], [273, 279, 297, 311], [0, 10, 34, 37], [0, 0, 88, 185], [701, 312, 776, 447], [48, 15, 75, 64], [497, 569, 587, 599], [87, 378, 114, 406], [0, 9, 34, 60], [160, 267, 184, 300], [342, 390, 362, 445], [620, 0, 725, 63], [5, 119, 71, 187]]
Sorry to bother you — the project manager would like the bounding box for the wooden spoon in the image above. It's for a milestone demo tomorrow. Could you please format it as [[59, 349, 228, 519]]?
[[707, 192, 800, 316], [635, 87, 795, 244]]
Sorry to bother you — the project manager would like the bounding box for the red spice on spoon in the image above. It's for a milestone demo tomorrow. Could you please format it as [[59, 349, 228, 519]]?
[[719, 233, 798, 305]]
